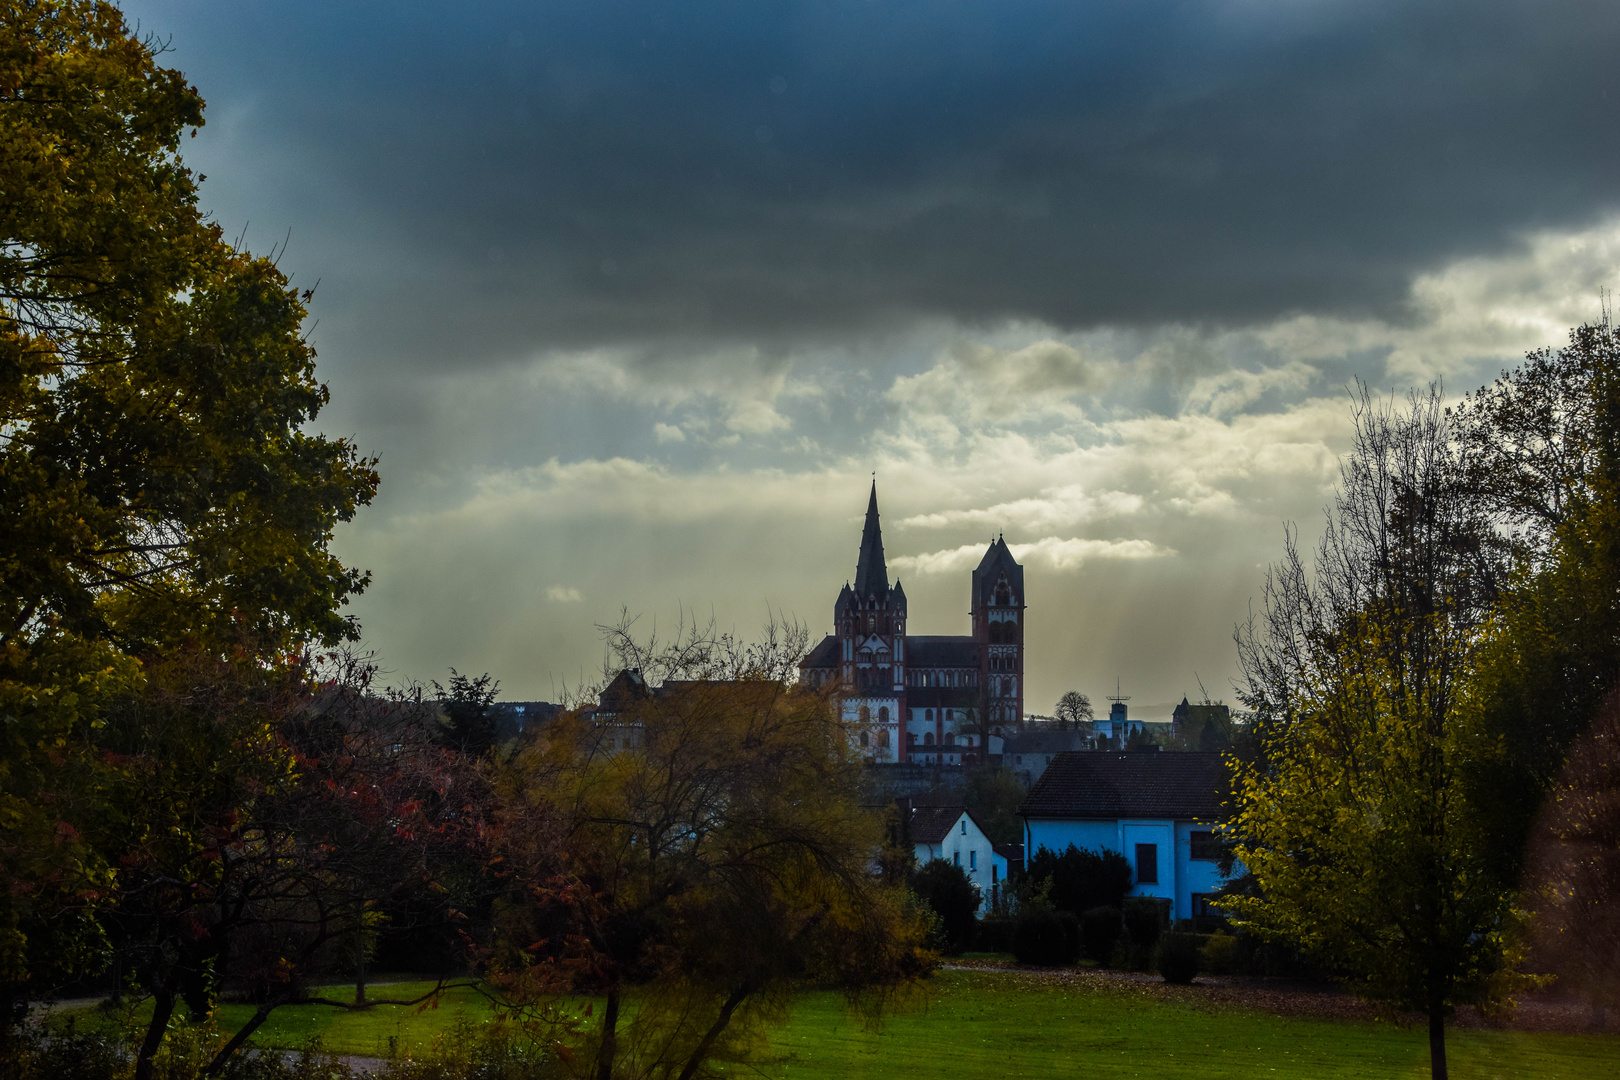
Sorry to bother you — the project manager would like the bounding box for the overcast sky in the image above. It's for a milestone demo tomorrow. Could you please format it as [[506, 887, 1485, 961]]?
[[126, 0, 1620, 718]]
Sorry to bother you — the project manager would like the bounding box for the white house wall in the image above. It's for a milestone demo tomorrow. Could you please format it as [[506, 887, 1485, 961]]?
[[916, 812, 1003, 916]]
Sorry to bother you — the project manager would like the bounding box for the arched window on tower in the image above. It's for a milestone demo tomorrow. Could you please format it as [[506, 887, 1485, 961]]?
[[859, 705, 871, 723], [859, 730, 869, 747], [925, 708, 933, 723], [878, 706, 889, 723], [944, 732, 955, 747], [924, 732, 935, 746]]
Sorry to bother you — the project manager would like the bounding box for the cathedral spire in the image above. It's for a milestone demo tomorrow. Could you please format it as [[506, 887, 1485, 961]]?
[[853, 480, 889, 596]]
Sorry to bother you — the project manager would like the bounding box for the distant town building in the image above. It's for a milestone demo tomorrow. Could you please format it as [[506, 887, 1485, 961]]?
[[1094, 686, 1144, 745], [1171, 697, 1233, 750], [1002, 728, 1090, 786], [799, 483, 1027, 763]]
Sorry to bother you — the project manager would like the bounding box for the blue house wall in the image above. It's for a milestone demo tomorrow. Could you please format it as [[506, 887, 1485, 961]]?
[[1024, 816, 1232, 920]]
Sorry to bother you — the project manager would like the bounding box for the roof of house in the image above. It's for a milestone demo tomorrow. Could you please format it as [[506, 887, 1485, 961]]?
[[992, 840, 1024, 866], [908, 804, 980, 845], [592, 669, 650, 714], [799, 634, 839, 670], [906, 685, 980, 709], [907, 635, 979, 667], [1003, 729, 1090, 754], [1019, 751, 1230, 822]]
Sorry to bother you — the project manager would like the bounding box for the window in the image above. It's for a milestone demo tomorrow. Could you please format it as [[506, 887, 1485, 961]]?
[[959, 819, 967, 836], [991, 864, 998, 884], [953, 852, 960, 866], [1135, 843, 1158, 884], [877, 729, 890, 748], [859, 705, 870, 723], [859, 730, 869, 747], [924, 732, 934, 746], [907, 732, 917, 745], [1190, 830, 1220, 861], [926, 708, 933, 722], [969, 850, 977, 871], [878, 706, 889, 722], [944, 732, 955, 746]]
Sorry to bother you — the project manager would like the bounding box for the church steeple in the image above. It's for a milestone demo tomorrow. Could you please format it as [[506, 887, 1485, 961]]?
[[853, 480, 889, 596]]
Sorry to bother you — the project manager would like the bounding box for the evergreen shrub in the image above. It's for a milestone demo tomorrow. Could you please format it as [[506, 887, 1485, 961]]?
[[1079, 906, 1123, 965], [975, 917, 1016, 954], [1156, 932, 1203, 984], [1012, 909, 1080, 966], [1200, 930, 1239, 975], [910, 859, 981, 955], [1122, 897, 1169, 949]]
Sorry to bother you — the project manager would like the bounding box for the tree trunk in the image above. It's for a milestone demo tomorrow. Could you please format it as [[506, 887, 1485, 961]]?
[[595, 985, 621, 1080], [676, 985, 751, 1080], [1427, 1009, 1448, 1080], [204, 1001, 276, 1076], [134, 988, 176, 1080], [355, 934, 367, 1005]]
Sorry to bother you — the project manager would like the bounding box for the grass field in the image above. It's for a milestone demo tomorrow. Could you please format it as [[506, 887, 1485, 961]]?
[[71, 969, 1620, 1079]]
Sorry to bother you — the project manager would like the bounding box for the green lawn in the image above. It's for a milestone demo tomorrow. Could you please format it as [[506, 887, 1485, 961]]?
[[75, 970, 1620, 1079], [765, 970, 1620, 1080], [212, 981, 498, 1058]]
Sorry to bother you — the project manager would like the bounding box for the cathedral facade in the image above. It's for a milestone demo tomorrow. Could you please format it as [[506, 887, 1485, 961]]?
[[798, 483, 1026, 764]]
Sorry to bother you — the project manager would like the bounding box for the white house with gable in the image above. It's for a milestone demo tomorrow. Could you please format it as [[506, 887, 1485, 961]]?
[[908, 805, 1008, 916]]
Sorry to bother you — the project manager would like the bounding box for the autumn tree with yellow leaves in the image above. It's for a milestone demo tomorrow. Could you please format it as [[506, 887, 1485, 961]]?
[[487, 619, 936, 1080]]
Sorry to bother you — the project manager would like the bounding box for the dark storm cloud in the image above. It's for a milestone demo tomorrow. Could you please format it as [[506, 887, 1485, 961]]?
[[143, 0, 1620, 359]]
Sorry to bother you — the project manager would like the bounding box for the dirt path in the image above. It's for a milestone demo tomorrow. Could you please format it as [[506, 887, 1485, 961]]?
[[941, 960, 1613, 1033]]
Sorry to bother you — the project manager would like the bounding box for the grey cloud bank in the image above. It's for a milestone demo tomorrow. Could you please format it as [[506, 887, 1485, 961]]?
[[121, 0, 1620, 712]]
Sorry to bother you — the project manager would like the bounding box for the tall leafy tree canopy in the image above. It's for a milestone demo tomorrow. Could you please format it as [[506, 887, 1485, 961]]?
[[1457, 323, 1620, 883], [0, 0, 377, 1028], [1229, 387, 1524, 1080]]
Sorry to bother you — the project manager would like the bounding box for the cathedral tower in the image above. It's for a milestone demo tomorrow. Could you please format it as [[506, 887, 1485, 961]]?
[[971, 535, 1026, 734], [832, 482, 906, 755]]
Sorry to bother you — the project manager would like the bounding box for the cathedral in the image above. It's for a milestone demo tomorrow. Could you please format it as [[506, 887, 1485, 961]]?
[[799, 483, 1026, 764]]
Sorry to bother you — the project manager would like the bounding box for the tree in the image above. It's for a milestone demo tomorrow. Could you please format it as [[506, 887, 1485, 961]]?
[[961, 766, 1026, 846], [1522, 688, 1620, 1027], [488, 620, 935, 1080], [432, 668, 501, 757], [1455, 319, 1620, 886], [1053, 691, 1093, 731], [0, 0, 376, 1051], [1023, 845, 1132, 916], [1228, 386, 1525, 1080], [96, 650, 484, 1079], [909, 859, 979, 954]]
